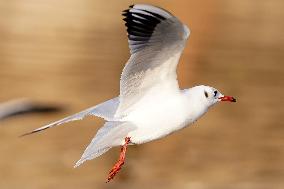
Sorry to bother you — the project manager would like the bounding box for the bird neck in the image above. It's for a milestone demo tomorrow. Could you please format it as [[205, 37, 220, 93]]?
[[181, 88, 209, 123]]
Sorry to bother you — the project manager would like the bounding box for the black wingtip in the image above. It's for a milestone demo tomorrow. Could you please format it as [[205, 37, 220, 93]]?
[[121, 4, 166, 39], [122, 4, 133, 15], [19, 131, 36, 137], [19, 127, 49, 137]]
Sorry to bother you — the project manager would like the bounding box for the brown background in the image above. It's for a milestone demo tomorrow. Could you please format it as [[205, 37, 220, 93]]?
[[0, 0, 283, 189]]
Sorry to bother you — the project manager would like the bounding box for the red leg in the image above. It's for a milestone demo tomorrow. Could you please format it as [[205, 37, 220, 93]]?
[[106, 137, 131, 182]]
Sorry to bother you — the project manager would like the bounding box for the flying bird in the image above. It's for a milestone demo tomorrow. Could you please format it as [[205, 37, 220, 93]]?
[[23, 4, 236, 182]]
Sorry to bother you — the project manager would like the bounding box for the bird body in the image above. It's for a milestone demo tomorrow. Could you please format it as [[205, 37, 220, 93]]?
[[124, 89, 189, 144], [24, 4, 236, 182], [122, 86, 224, 145]]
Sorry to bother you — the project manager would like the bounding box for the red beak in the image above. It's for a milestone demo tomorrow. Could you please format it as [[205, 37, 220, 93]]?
[[219, 96, 236, 102]]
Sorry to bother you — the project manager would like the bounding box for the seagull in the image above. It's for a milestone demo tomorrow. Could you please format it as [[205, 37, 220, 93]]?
[[23, 4, 236, 182]]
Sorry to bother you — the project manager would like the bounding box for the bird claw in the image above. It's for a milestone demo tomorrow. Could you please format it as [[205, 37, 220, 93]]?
[[106, 160, 124, 182], [106, 137, 130, 183]]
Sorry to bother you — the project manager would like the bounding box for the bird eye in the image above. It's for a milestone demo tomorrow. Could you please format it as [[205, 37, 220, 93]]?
[[214, 90, 218, 97], [204, 91, 208, 98]]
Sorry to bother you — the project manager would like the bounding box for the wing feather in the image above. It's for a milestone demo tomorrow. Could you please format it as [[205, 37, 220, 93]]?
[[21, 97, 119, 136], [74, 121, 136, 167], [117, 4, 190, 116]]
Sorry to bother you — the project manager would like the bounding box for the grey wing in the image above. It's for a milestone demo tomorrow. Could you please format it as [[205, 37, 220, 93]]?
[[22, 97, 119, 136], [74, 121, 136, 167], [117, 4, 190, 115]]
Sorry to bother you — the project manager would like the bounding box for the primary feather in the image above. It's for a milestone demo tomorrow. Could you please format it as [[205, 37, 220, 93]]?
[[22, 97, 119, 136]]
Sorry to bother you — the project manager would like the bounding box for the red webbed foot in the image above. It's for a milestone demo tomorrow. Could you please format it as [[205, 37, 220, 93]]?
[[106, 137, 131, 182]]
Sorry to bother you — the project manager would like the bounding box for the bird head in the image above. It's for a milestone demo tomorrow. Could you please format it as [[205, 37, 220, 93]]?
[[189, 85, 236, 108]]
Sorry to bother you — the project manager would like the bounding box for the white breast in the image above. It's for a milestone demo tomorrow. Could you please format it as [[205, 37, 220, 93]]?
[[123, 90, 192, 144]]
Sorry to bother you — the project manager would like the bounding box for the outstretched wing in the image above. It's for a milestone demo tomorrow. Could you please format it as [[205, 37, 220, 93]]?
[[117, 4, 190, 116], [21, 97, 119, 136], [74, 121, 136, 167]]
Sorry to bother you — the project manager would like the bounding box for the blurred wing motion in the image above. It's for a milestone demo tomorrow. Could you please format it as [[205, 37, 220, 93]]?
[[117, 4, 190, 115], [21, 97, 119, 136], [0, 98, 61, 120], [75, 121, 136, 167]]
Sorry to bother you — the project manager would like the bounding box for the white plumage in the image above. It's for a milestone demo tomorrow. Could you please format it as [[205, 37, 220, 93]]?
[[24, 4, 235, 175]]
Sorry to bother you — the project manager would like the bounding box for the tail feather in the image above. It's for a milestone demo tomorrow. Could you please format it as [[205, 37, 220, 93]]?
[[74, 121, 136, 167]]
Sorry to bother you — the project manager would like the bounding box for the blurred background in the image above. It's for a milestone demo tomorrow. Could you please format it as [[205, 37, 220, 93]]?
[[0, 0, 283, 188]]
